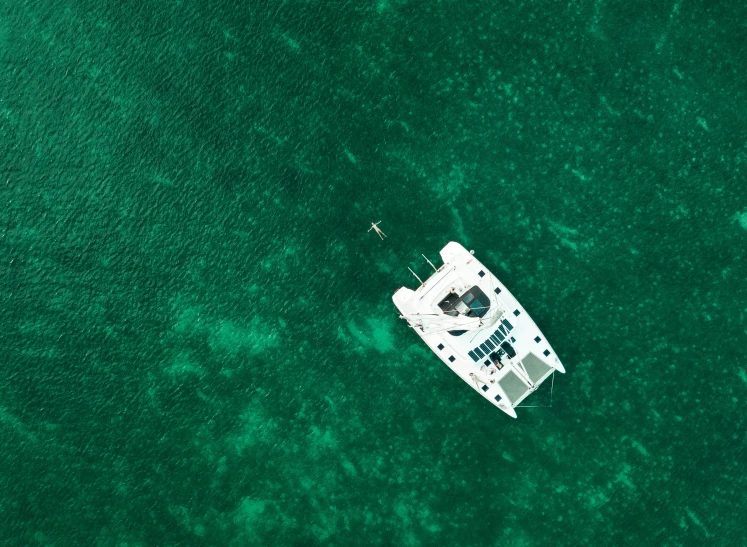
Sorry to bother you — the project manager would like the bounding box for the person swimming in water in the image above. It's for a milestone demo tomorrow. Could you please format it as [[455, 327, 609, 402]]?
[[368, 221, 387, 240]]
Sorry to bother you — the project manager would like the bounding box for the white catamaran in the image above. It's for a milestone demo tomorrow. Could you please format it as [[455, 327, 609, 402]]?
[[392, 242, 565, 417]]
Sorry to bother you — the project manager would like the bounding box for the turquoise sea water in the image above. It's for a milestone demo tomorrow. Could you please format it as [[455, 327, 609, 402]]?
[[2, 1, 746, 545]]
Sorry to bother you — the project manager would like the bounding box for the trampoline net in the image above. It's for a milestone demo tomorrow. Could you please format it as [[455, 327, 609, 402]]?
[[522, 352, 554, 384], [498, 370, 530, 404]]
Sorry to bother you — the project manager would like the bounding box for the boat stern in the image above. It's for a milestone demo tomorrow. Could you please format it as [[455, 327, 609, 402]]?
[[392, 286, 416, 314]]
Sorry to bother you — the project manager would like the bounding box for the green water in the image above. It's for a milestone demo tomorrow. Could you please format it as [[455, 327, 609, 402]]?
[[2, 1, 746, 545]]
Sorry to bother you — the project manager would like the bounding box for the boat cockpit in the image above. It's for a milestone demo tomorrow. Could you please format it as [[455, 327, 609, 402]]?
[[437, 286, 491, 336]]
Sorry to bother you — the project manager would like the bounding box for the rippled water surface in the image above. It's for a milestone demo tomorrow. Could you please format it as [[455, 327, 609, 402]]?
[[2, 1, 746, 545]]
